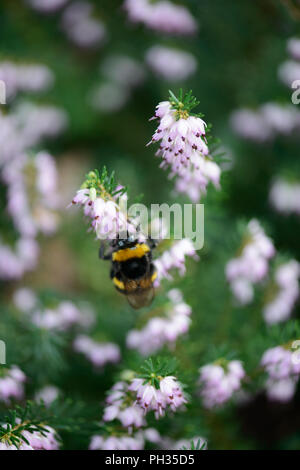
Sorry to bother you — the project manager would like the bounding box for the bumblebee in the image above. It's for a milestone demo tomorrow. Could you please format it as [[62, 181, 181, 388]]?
[[99, 234, 157, 309]]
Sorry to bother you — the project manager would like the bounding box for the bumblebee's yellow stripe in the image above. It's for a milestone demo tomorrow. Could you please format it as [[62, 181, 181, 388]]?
[[112, 243, 150, 262], [113, 277, 125, 290], [151, 271, 157, 282]]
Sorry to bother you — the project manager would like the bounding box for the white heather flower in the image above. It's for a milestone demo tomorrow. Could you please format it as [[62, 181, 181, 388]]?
[[126, 289, 191, 356], [103, 381, 145, 429], [230, 108, 273, 142], [61, 1, 107, 48], [154, 238, 198, 283], [198, 360, 245, 408], [269, 178, 300, 216], [0, 366, 26, 404], [149, 96, 220, 202], [263, 260, 300, 324], [174, 159, 221, 202], [261, 346, 300, 380], [89, 433, 145, 450], [146, 46, 197, 82], [129, 375, 187, 419], [261, 345, 300, 402], [35, 385, 60, 406], [124, 0, 198, 36], [73, 335, 120, 368], [226, 219, 275, 305]]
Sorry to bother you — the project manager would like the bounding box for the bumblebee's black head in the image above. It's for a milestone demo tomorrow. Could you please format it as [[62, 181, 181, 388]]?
[[112, 234, 137, 250]]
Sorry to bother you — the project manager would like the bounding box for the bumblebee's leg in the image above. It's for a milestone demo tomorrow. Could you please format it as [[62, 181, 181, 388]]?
[[147, 237, 158, 249], [99, 242, 113, 260]]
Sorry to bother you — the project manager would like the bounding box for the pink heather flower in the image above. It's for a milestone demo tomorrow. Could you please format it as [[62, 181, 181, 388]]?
[[0, 237, 39, 281], [261, 345, 300, 402], [269, 178, 300, 216], [25, 0, 68, 13], [263, 260, 300, 324], [145, 46, 197, 82], [0, 103, 66, 169], [35, 385, 60, 406], [89, 433, 145, 450], [149, 99, 220, 202], [230, 104, 300, 142], [14, 102, 68, 143], [260, 103, 300, 134], [287, 37, 300, 61], [126, 289, 192, 356], [0, 61, 53, 102], [154, 238, 198, 283], [73, 335, 120, 368], [70, 186, 136, 241], [278, 60, 300, 87], [226, 219, 275, 305], [129, 375, 187, 419], [103, 381, 145, 429], [61, 1, 107, 48], [261, 346, 300, 380], [31, 301, 95, 331], [102, 55, 145, 89], [0, 102, 66, 170], [3, 151, 60, 238], [124, 0, 198, 36], [0, 366, 26, 404], [198, 360, 245, 408]]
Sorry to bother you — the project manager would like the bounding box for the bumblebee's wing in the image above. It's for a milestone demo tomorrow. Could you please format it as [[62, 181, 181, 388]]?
[[126, 287, 155, 309]]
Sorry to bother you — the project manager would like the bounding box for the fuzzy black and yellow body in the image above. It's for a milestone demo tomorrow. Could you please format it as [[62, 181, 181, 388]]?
[[99, 236, 157, 309]]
